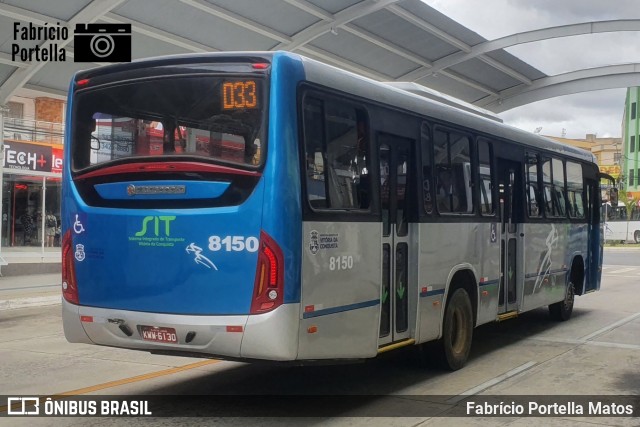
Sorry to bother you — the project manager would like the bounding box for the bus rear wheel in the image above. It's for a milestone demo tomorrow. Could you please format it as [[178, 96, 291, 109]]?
[[549, 281, 574, 321], [437, 288, 473, 371], [634, 230, 640, 244]]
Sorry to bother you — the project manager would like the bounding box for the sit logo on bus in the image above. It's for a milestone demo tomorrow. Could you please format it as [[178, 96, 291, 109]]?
[[135, 216, 175, 237]]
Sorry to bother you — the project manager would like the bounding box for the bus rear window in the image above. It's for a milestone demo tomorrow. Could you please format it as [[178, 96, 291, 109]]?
[[71, 76, 266, 171]]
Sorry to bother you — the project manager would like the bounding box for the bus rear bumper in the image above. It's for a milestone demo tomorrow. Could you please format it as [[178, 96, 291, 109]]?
[[62, 299, 300, 361]]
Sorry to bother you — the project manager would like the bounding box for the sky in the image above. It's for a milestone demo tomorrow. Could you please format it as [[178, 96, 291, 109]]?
[[422, 0, 640, 139]]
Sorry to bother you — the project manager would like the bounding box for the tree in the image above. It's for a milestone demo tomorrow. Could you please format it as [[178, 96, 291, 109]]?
[[617, 189, 639, 219]]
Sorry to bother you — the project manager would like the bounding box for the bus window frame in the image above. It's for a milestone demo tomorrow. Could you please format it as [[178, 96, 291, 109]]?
[[476, 137, 496, 217], [298, 88, 378, 221], [525, 151, 544, 220], [541, 156, 558, 219], [565, 160, 586, 221], [433, 125, 476, 216], [553, 157, 569, 219], [70, 73, 270, 175]]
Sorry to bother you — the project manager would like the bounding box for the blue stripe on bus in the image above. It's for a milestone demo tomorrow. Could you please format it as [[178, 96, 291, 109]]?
[[480, 279, 499, 286], [302, 299, 380, 319]]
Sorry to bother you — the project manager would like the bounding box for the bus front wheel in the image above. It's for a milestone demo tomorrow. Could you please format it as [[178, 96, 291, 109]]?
[[438, 288, 473, 371], [549, 281, 574, 321], [634, 230, 640, 244]]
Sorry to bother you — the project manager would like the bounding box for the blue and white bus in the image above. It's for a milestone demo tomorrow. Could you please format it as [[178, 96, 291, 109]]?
[[603, 201, 640, 243], [62, 52, 605, 370]]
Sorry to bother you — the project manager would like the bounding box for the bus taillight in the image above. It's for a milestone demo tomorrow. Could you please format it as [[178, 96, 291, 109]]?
[[250, 231, 284, 314], [61, 230, 79, 304]]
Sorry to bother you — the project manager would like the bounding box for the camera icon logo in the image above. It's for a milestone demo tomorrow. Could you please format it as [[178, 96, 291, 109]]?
[[74, 23, 131, 63]]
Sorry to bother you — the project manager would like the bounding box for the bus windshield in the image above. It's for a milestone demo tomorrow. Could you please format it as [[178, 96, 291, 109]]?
[[71, 75, 266, 172]]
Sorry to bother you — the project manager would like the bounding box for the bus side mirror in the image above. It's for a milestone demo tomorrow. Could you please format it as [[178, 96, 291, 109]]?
[[90, 135, 100, 151], [609, 188, 618, 206]]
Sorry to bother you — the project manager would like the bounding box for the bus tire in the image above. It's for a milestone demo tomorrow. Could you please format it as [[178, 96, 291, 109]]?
[[437, 288, 473, 371], [634, 230, 640, 243], [549, 281, 574, 321]]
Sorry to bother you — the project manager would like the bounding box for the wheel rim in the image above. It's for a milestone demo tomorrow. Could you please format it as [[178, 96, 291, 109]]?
[[450, 307, 467, 354], [564, 283, 574, 310]]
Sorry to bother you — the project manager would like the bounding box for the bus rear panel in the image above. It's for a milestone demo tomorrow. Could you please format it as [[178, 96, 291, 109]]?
[[62, 53, 304, 360]]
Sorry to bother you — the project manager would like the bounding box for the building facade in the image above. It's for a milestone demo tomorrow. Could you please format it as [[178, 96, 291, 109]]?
[[2, 91, 65, 252], [623, 87, 640, 198], [546, 133, 621, 178]]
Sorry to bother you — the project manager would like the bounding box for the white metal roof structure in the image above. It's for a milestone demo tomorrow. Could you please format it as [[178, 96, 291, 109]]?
[[1, 0, 640, 111]]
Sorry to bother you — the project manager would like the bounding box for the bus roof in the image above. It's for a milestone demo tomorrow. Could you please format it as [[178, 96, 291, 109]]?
[[73, 51, 595, 165], [383, 82, 503, 123], [73, 51, 276, 80], [298, 54, 596, 164]]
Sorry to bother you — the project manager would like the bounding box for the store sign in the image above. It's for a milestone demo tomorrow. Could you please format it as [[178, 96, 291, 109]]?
[[52, 147, 63, 174], [599, 165, 620, 177], [2, 141, 63, 173]]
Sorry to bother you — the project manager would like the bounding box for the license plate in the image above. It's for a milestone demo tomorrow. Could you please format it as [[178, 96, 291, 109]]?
[[140, 326, 177, 343]]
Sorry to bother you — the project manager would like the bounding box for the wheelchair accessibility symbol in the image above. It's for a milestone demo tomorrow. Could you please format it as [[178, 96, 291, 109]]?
[[73, 214, 85, 234], [491, 223, 497, 243]]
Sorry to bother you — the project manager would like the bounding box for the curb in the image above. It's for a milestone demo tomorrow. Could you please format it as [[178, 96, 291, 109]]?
[[0, 295, 61, 311], [0, 263, 61, 277], [604, 246, 640, 250]]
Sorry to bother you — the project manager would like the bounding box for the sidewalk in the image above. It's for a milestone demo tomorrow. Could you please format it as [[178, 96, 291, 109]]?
[[0, 273, 61, 310], [0, 247, 61, 277], [603, 245, 640, 250]]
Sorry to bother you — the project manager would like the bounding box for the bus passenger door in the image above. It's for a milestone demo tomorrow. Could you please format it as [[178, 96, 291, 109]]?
[[377, 134, 415, 346], [497, 160, 522, 314], [585, 178, 601, 293]]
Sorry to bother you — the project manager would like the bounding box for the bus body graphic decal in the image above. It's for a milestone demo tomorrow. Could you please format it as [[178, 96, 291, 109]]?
[[186, 243, 218, 270]]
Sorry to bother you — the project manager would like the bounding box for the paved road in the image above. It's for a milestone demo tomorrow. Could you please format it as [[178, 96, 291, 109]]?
[[603, 246, 640, 266], [0, 273, 59, 310], [0, 249, 639, 425]]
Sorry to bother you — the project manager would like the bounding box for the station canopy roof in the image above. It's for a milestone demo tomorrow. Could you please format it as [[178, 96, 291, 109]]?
[[0, 0, 547, 108]]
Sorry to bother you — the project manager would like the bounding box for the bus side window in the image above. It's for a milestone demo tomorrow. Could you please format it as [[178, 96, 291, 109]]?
[[324, 103, 369, 209], [552, 158, 566, 217], [302, 96, 370, 211], [478, 139, 494, 216], [566, 161, 584, 219], [542, 158, 554, 217], [525, 153, 541, 218], [434, 128, 472, 214], [303, 98, 328, 208]]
